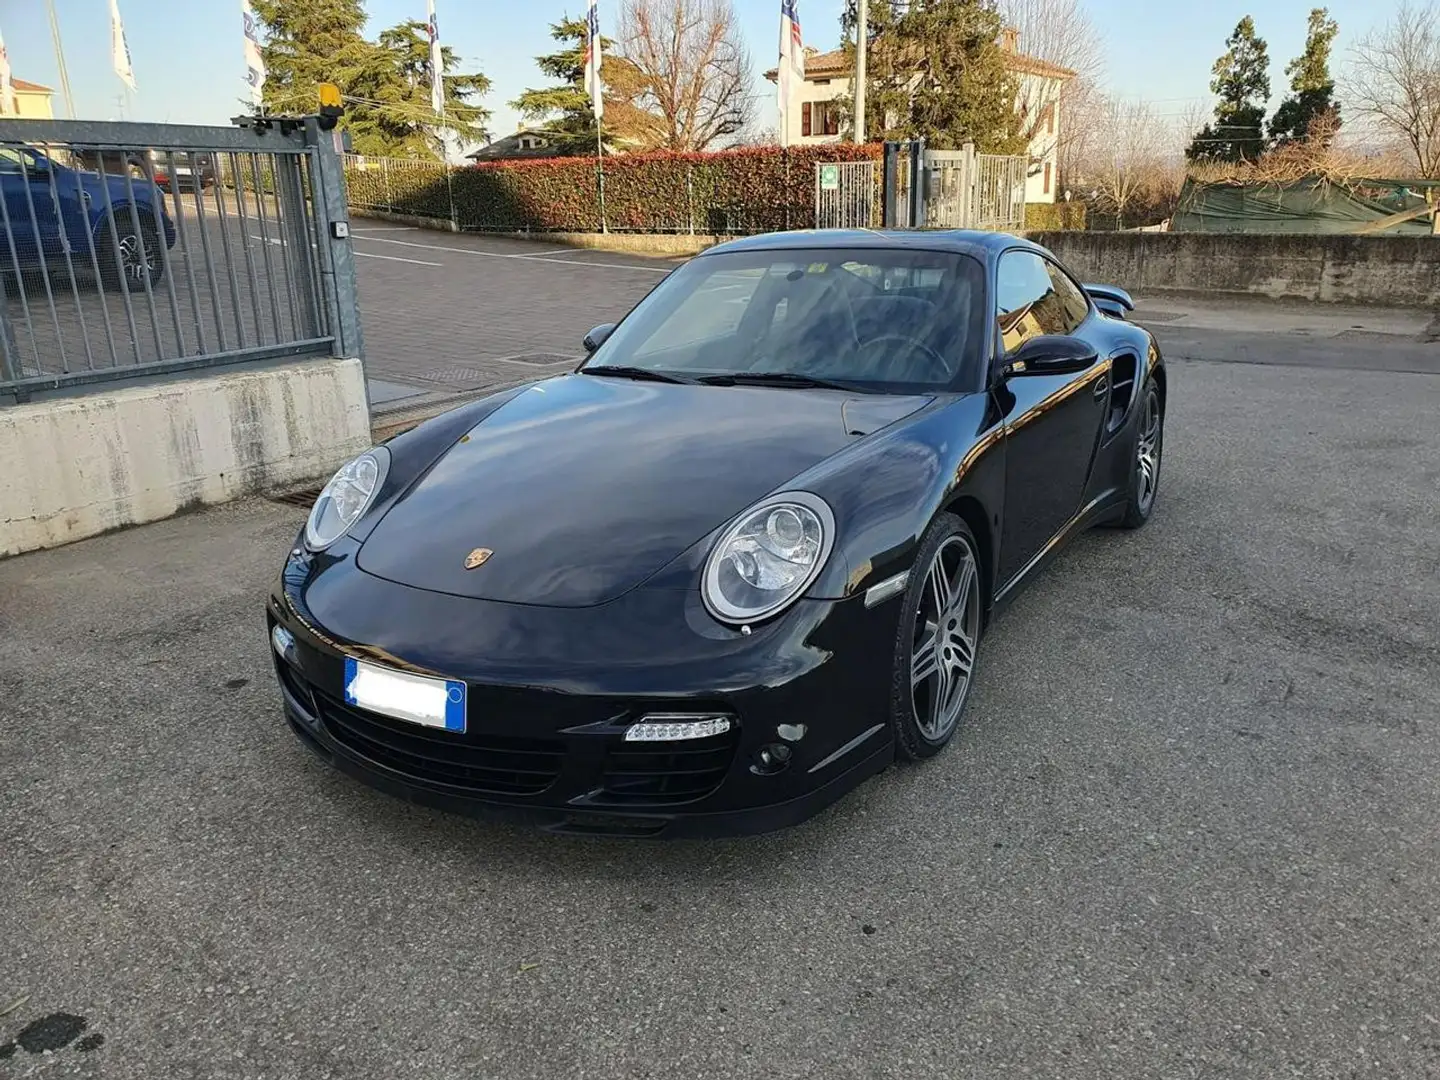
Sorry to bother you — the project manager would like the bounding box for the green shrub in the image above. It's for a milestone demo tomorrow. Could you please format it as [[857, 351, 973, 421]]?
[[346, 145, 884, 234]]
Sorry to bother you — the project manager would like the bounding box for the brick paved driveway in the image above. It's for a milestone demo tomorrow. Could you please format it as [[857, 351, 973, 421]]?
[[350, 224, 679, 401]]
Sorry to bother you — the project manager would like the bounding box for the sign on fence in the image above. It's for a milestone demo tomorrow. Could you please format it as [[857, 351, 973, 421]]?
[[814, 161, 877, 229], [819, 165, 839, 191]]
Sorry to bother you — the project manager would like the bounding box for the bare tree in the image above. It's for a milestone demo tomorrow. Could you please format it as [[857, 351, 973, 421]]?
[[1000, 0, 1106, 183], [1084, 98, 1167, 225], [618, 0, 755, 151], [1344, 1, 1440, 177]]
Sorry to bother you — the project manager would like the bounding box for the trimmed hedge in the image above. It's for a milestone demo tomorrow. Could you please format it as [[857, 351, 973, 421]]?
[[1024, 201, 1087, 231], [343, 145, 884, 234]]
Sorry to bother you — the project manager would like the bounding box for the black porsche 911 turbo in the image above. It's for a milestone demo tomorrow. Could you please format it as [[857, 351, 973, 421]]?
[[268, 229, 1165, 837]]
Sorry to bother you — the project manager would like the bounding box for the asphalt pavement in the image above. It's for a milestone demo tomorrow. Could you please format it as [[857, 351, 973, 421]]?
[[3, 343, 1439, 1077]]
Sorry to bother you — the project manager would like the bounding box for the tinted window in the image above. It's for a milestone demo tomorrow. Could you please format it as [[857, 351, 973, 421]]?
[[588, 247, 987, 391], [1044, 260, 1091, 332], [995, 250, 1088, 353]]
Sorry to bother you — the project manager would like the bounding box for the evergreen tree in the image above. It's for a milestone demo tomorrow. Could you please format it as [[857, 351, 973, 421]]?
[[511, 17, 652, 154], [1268, 8, 1340, 147], [250, 0, 490, 159], [838, 0, 1025, 153], [1186, 15, 1270, 163]]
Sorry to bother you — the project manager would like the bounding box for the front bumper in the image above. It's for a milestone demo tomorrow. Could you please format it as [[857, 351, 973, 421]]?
[[267, 547, 900, 838]]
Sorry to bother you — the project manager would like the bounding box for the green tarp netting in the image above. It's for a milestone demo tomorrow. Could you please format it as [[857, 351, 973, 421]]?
[[1172, 176, 1434, 234]]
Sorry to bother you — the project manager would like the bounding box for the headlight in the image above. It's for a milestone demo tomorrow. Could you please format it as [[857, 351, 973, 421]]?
[[305, 447, 390, 551], [702, 491, 835, 624]]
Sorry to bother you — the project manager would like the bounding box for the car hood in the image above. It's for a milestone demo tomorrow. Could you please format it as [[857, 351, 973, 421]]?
[[356, 373, 930, 607]]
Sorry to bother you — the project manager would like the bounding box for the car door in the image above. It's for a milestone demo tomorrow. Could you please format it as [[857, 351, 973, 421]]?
[[992, 248, 1110, 588], [0, 148, 67, 268]]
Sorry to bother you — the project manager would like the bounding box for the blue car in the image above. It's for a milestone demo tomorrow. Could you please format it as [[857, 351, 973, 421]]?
[[0, 144, 177, 291]]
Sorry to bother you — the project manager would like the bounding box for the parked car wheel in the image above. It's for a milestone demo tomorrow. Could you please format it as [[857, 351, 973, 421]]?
[[98, 214, 166, 291], [890, 512, 984, 761], [1117, 379, 1164, 529]]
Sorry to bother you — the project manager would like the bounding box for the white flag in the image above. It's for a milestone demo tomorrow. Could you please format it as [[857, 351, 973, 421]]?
[[584, 0, 603, 122], [242, 0, 266, 108], [428, 0, 444, 117], [778, 0, 803, 146], [0, 27, 15, 117], [110, 0, 137, 92]]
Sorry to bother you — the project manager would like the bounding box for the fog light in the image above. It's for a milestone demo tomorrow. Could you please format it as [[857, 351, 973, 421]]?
[[271, 624, 297, 663], [752, 742, 792, 776], [623, 715, 732, 742]]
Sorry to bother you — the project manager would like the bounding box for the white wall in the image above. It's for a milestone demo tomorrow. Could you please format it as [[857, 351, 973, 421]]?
[[0, 358, 371, 558]]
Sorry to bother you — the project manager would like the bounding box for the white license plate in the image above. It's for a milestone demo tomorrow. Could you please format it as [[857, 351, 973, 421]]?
[[343, 657, 466, 732]]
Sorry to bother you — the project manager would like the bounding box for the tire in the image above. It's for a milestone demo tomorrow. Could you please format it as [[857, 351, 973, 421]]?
[[97, 213, 166, 292], [1117, 378, 1163, 529], [889, 512, 984, 761]]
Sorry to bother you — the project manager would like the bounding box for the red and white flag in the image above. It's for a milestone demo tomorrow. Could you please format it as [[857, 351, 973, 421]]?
[[584, 0, 604, 122], [778, 0, 803, 146]]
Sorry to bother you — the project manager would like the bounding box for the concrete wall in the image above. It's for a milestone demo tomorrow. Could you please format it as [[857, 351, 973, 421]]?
[[1029, 231, 1440, 307], [1, 357, 371, 558]]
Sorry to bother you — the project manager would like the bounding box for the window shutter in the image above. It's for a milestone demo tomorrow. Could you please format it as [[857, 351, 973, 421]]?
[[802, 102, 812, 137], [1044, 163, 1052, 194]]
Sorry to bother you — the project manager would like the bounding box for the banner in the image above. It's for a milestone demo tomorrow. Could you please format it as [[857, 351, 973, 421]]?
[[584, 0, 603, 122], [110, 0, 137, 92], [242, 0, 266, 108], [0, 26, 15, 117], [428, 0, 444, 117], [778, 0, 803, 147]]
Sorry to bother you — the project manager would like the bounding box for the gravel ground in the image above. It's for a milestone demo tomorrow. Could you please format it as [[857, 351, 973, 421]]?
[[2, 356, 1439, 1079]]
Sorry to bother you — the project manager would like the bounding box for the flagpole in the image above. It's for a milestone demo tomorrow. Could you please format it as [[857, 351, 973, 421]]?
[[596, 124, 607, 235], [45, 0, 77, 118]]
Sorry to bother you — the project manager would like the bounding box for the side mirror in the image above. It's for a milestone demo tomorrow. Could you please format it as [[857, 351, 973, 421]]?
[[582, 323, 616, 354], [1002, 335, 1098, 378]]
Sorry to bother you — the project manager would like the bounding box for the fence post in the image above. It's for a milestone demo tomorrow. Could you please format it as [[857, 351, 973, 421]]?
[[687, 164, 695, 236], [961, 142, 977, 229], [909, 139, 927, 228], [304, 117, 365, 363], [882, 141, 899, 227], [0, 306, 19, 386], [381, 157, 392, 211]]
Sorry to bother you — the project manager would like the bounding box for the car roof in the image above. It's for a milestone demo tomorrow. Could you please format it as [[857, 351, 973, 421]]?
[[702, 228, 1042, 261]]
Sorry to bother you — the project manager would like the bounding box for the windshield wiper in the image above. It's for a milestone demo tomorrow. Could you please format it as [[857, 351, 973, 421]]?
[[581, 365, 696, 385], [698, 371, 872, 392]]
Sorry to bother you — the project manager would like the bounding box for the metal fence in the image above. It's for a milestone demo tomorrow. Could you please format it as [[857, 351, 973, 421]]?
[[343, 154, 454, 224], [814, 161, 879, 229], [923, 145, 1027, 232], [0, 117, 361, 404]]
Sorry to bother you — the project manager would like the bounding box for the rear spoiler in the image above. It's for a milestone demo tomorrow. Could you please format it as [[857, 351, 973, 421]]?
[[1083, 283, 1135, 317]]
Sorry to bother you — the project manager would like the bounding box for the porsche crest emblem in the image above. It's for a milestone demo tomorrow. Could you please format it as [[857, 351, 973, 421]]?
[[463, 547, 493, 570]]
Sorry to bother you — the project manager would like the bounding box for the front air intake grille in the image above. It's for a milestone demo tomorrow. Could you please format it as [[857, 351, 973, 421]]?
[[314, 689, 564, 796], [594, 728, 740, 806]]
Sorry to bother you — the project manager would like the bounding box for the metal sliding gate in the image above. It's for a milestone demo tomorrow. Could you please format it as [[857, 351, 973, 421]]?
[[0, 116, 361, 404], [882, 140, 1028, 233]]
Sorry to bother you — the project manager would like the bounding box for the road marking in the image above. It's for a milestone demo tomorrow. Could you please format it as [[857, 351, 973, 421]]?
[[349, 233, 672, 274], [350, 225, 415, 233], [354, 251, 444, 266]]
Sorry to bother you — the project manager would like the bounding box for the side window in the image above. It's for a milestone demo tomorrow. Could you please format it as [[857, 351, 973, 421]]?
[[1043, 259, 1091, 333], [996, 251, 1068, 353]]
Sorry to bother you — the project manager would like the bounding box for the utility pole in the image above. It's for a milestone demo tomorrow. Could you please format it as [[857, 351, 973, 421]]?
[[854, 0, 868, 143], [45, 0, 77, 118]]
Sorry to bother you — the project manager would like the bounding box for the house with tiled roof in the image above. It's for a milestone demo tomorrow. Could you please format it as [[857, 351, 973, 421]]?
[[765, 28, 1073, 203], [3, 78, 55, 120]]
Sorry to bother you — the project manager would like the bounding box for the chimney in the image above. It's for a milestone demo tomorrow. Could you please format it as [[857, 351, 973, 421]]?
[[1000, 27, 1019, 52]]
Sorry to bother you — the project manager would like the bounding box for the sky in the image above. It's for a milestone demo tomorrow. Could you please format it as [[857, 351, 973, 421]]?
[[0, 0, 1399, 147]]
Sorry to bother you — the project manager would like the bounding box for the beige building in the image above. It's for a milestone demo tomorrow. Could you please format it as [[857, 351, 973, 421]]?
[[766, 30, 1073, 204], [5, 78, 56, 119]]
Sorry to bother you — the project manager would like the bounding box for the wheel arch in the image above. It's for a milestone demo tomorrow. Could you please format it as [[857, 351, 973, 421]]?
[[940, 492, 995, 626]]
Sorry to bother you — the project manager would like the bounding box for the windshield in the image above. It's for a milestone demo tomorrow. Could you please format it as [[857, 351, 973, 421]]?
[[583, 247, 987, 392]]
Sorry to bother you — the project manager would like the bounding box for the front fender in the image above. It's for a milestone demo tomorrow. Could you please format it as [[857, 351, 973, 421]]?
[[794, 393, 1005, 601]]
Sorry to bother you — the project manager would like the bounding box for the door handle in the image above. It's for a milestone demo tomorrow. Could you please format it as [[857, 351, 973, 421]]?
[[1091, 375, 1109, 402]]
